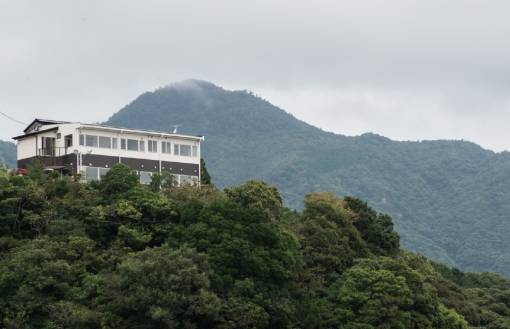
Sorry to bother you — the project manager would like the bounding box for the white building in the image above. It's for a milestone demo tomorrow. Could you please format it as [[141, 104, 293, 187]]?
[[12, 119, 204, 184]]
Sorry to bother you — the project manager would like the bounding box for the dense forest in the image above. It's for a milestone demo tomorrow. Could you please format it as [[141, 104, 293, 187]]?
[[2, 162, 510, 328], [103, 80, 510, 278], [4, 80, 510, 278]]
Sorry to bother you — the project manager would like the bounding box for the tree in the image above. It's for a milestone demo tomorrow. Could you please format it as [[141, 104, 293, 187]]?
[[224, 180, 283, 222], [148, 170, 177, 191], [26, 158, 45, 182], [167, 196, 302, 327], [169, 198, 301, 290], [200, 158, 212, 185], [324, 266, 414, 329], [0, 239, 75, 328], [319, 256, 469, 329], [303, 192, 368, 259], [98, 163, 139, 200], [0, 173, 46, 239], [106, 244, 221, 328], [344, 196, 400, 257]]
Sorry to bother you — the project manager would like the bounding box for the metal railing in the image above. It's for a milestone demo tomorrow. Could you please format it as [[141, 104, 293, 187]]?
[[38, 147, 69, 157]]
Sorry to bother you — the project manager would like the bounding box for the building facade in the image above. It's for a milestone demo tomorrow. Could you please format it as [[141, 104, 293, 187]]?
[[13, 119, 204, 184]]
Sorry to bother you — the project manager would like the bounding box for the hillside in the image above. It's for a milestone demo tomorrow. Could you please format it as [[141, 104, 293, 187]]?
[[104, 79, 510, 277], [5, 165, 510, 328], [0, 140, 16, 169]]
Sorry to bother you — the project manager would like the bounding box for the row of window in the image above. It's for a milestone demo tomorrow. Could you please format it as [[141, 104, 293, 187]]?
[[80, 134, 118, 149], [84, 166, 198, 185], [139, 172, 198, 185], [79, 134, 197, 157], [85, 167, 110, 181]]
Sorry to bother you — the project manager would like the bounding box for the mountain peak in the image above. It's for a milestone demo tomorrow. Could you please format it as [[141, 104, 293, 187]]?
[[102, 81, 510, 277], [160, 79, 222, 93]]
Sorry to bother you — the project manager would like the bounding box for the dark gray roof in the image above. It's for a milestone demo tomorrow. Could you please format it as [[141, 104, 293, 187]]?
[[13, 126, 59, 140], [23, 119, 72, 133]]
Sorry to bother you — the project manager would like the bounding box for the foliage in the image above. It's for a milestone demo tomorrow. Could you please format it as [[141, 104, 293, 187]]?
[[201, 158, 212, 185], [293, 192, 368, 287], [3, 159, 510, 328], [324, 266, 414, 328], [105, 244, 221, 327], [148, 170, 177, 191], [98, 79, 510, 278], [5, 81, 510, 277], [98, 163, 139, 200], [344, 196, 400, 257], [26, 157, 45, 182], [224, 179, 283, 222]]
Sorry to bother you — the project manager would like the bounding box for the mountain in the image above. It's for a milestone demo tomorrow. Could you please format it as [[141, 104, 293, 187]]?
[[0, 140, 16, 169], [103, 80, 510, 277]]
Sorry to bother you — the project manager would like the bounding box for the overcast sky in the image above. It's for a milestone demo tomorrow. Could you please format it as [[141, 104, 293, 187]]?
[[1, 1, 510, 151]]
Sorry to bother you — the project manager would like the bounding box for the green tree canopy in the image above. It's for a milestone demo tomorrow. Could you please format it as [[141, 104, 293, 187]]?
[[98, 163, 139, 200], [224, 179, 283, 222]]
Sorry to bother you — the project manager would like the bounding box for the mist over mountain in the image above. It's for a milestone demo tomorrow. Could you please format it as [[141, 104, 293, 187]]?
[[103, 79, 510, 277]]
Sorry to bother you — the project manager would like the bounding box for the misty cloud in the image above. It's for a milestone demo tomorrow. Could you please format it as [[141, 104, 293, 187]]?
[[2, 1, 510, 151]]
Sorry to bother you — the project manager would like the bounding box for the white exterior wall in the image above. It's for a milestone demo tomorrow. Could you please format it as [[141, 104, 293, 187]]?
[[76, 125, 201, 165], [16, 122, 202, 170], [17, 123, 82, 160], [17, 136, 37, 159]]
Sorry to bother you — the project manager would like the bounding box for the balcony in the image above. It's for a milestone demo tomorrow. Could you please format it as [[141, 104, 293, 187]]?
[[38, 147, 70, 157], [37, 147, 72, 168]]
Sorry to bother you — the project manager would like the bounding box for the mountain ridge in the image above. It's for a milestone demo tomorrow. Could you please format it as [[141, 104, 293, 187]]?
[[103, 79, 510, 277], [2, 79, 508, 277]]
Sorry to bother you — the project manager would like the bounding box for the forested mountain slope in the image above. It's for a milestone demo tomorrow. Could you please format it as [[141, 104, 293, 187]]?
[[2, 165, 510, 328], [98, 79, 508, 278], [0, 140, 16, 169]]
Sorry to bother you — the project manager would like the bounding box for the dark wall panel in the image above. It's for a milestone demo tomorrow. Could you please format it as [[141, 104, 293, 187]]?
[[121, 157, 159, 173], [18, 154, 199, 177], [161, 161, 199, 177]]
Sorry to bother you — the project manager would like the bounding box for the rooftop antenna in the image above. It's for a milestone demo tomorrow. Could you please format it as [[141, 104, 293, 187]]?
[[171, 124, 181, 133]]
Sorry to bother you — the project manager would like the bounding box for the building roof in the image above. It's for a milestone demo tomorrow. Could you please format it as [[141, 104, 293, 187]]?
[[13, 126, 59, 140], [23, 119, 72, 133], [15, 118, 204, 141], [79, 123, 203, 138]]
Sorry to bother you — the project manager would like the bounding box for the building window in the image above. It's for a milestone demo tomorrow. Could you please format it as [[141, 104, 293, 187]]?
[[180, 144, 191, 156], [127, 139, 139, 151], [86, 167, 99, 181], [86, 135, 98, 147], [80, 135, 118, 149], [65, 135, 73, 147], [99, 168, 110, 177], [176, 175, 198, 185], [121, 139, 126, 150], [148, 140, 158, 153], [173, 144, 197, 157], [85, 167, 110, 182], [140, 171, 152, 184], [140, 140, 145, 152], [162, 141, 170, 153], [99, 136, 111, 148]]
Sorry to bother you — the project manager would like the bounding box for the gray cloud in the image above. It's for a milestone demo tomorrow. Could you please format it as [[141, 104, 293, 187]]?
[[2, 1, 510, 151]]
